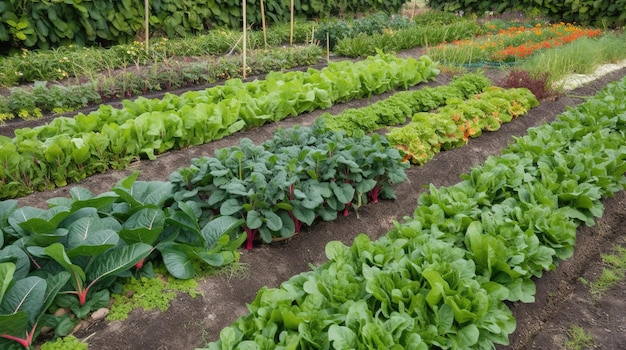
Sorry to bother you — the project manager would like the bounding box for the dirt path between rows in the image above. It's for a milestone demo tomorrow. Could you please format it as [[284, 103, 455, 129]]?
[[6, 53, 626, 349]]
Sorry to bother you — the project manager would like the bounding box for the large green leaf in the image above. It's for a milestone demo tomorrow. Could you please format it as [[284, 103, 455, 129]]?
[[465, 221, 490, 274], [66, 216, 119, 258], [0, 200, 18, 227], [114, 179, 174, 209], [0, 276, 46, 325], [0, 246, 30, 280], [193, 249, 225, 267], [0, 312, 28, 338], [201, 216, 244, 250], [261, 209, 283, 232], [119, 207, 165, 245], [39, 243, 86, 291], [0, 262, 15, 304], [158, 242, 194, 279], [165, 204, 203, 243], [86, 243, 152, 285], [330, 181, 355, 204], [9, 205, 71, 242], [246, 210, 263, 230], [292, 205, 315, 226], [276, 211, 296, 238], [37, 271, 70, 325], [140, 181, 177, 206], [328, 325, 357, 349], [67, 188, 119, 211]]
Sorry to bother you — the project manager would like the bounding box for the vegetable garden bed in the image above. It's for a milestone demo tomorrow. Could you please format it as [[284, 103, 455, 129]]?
[[4, 52, 625, 349], [3, 8, 626, 347]]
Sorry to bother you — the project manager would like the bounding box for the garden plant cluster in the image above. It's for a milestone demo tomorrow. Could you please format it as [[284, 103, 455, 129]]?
[[0, 53, 438, 200], [0, 51, 438, 348]]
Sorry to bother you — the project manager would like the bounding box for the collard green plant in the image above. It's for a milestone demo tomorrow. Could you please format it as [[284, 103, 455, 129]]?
[[170, 120, 409, 250]]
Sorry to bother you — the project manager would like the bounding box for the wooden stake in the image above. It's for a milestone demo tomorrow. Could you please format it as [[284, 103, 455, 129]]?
[[260, 0, 267, 48], [326, 32, 330, 63], [242, 0, 247, 79], [290, 0, 294, 46], [144, 0, 149, 52]]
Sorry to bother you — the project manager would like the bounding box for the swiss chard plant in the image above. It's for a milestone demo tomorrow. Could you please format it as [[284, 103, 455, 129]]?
[[0, 264, 70, 350], [0, 170, 249, 347]]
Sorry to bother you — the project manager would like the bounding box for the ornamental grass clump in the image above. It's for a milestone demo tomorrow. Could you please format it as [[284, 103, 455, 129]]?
[[521, 32, 626, 87]]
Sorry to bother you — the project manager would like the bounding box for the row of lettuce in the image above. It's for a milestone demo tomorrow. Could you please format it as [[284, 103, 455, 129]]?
[[197, 76, 626, 349], [0, 45, 325, 122], [0, 52, 438, 200], [0, 68, 539, 348]]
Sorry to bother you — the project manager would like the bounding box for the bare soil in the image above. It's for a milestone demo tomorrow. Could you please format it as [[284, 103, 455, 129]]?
[[5, 51, 626, 349]]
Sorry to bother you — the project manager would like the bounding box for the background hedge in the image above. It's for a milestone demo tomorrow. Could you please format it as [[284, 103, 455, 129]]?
[[0, 0, 409, 52], [427, 0, 626, 28]]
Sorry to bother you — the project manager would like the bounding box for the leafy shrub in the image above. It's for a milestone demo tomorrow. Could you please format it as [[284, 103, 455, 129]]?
[[498, 69, 552, 101], [315, 13, 413, 49], [334, 19, 481, 57], [412, 10, 461, 26], [426, 0, 626, 28]]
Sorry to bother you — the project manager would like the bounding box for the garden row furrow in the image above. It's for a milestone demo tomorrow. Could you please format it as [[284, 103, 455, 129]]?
[[198, 75, 626, 349]]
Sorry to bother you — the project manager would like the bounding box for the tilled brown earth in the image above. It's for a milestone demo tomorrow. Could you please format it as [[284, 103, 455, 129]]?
[[6, 59, 626, 349]]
